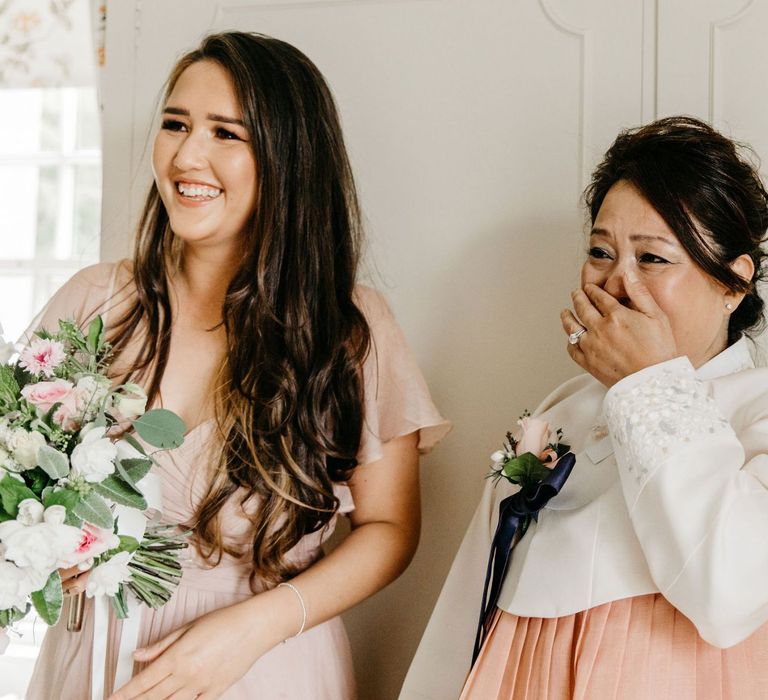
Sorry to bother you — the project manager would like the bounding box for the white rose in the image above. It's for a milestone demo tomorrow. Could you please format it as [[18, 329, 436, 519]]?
[[74, 375, 111, 421], [110, 384, 148, 422], [86, 551, 133, 598], [43, 505, 67, 526], [70, 425, 118, 483], [0, 446, 22, 474], [6, 429, 46, 470], [0, 419, 12, 447], [0, 520, 82, 571], [16, 499, 44, 526], [0, 561, 48, 610]]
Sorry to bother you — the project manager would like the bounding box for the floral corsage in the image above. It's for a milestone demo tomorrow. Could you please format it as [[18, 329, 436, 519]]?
[[473, 413, 576, 663]]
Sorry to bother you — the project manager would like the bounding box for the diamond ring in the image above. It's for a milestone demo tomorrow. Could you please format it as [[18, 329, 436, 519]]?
[[568, 327, 587, 345]]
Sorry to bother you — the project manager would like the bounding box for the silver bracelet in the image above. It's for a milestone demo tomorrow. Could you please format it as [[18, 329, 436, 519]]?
[[277, 582, 307, 638]]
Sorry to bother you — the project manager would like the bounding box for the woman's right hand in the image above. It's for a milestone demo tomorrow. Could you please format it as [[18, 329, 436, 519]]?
[[59, 565, 90, 596]]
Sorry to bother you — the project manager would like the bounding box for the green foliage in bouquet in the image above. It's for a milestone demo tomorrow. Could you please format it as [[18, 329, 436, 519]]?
[[0, 317, 187, 628]]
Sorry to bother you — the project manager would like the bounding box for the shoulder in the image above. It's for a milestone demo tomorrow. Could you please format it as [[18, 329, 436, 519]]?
[[25, 260, 134, 340], [713, 365, 768, 420], [353, 284, 394, 325], [59, 260, 132, 299], [535, 372, 603, 416]]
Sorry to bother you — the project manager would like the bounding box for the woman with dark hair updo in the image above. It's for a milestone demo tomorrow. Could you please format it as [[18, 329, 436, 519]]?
[[402, 116, 768, 700], [22, 31, 449, 699]]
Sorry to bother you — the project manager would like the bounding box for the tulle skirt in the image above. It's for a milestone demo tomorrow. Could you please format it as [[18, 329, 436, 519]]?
[[461, 593, 768, 700]]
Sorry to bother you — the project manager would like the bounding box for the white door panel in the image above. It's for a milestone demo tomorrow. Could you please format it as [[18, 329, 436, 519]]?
[[96, 3, 768, 698]]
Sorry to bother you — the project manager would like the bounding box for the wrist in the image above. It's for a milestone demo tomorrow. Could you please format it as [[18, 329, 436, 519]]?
[[240, 583, 305, 646]]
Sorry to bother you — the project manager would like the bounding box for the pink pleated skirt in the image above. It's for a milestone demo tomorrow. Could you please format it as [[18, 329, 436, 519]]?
[[461, 594, 768, 700]]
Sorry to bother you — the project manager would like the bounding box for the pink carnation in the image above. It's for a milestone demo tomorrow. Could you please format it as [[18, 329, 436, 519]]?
[[59, 523, 120, 569], [19, 338, 66, 378], [21, 378, 75, 413]]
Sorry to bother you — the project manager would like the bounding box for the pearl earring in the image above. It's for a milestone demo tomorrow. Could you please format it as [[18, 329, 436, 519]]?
[[725, 302, 734, 310]]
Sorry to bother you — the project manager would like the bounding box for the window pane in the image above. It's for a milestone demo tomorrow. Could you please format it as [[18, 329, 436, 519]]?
[[0, 274, 34, 342], [73, 164, 101, 260], [40, 89, 63, 152], [76, 88, 100, 150], [0, 90, 43, 154], [0, 165, 38, 259], [35, 165, 62, 259]]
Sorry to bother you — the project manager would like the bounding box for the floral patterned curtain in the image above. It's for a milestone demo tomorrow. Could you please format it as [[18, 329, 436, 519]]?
[[0, 0, 101, 88]]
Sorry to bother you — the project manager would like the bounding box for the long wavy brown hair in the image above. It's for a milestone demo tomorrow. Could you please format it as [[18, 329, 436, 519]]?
[[109, 32, 371, 586]]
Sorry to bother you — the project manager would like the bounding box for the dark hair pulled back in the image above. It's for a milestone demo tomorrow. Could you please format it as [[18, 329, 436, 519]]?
[[585, 115, 768, 343]]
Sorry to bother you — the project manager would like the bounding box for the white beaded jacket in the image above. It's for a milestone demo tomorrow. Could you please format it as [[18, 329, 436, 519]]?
[[400, 338, 768, 700]]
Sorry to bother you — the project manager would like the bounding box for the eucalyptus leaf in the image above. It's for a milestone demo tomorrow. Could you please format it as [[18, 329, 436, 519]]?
[[121, 434, 148, 457], [132, 409, 186, 449], [37, 445, 70, 479], [0, 475, 38, 517], [31, 571, 63, 626], [73, 491, 113, 529], [94, 475, 147, 510]]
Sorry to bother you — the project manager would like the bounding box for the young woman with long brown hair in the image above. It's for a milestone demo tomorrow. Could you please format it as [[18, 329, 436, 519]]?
[[25, 31, 449, 699]]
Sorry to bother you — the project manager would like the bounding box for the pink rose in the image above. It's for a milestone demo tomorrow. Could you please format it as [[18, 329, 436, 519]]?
[[516, 416, 555, 463], [19, 338, 66, 378], [21, 379, 75, 413], [53, 403, 81, 432]]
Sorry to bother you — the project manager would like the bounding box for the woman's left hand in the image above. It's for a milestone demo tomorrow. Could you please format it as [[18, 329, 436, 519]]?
[[108, 596, 281, 700], [561, 271, 678, 387]]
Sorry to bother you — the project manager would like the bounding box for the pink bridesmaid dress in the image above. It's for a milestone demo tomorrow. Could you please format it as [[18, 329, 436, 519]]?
[[23, 262, 450, 700]]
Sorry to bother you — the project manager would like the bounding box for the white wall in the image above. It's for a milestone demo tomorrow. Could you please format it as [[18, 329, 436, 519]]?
[[96, 2, 768, 699]]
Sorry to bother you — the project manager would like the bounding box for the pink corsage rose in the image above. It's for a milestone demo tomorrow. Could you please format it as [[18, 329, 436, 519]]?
[[19, 339, 66, 378], [515, 416, 557, 464]]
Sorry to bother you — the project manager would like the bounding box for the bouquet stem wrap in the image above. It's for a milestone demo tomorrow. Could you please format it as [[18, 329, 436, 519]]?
[[472, 452, 576, 664], [91, 471, 164, 700]]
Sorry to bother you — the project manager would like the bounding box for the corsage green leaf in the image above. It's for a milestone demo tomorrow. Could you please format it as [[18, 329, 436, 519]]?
[[502, 452, 553, 486]]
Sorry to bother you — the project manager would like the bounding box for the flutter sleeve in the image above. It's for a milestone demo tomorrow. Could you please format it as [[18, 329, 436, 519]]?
[[355, 286, 451, 466], [19, 262, 123, 343], [605, 356, 768, 648]]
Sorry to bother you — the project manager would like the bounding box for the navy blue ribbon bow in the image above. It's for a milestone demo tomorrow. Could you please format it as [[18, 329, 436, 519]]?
[[472, 452, 576, 664]]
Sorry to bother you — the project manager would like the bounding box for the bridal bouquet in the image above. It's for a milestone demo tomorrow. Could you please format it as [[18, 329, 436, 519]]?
[[0, 317, 187, 649], [473, 413, 576, 663]]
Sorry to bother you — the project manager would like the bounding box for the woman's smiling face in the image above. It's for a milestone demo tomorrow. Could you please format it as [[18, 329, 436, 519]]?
[[581, 179, 733, 368], [152, 60, 257, 250]]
